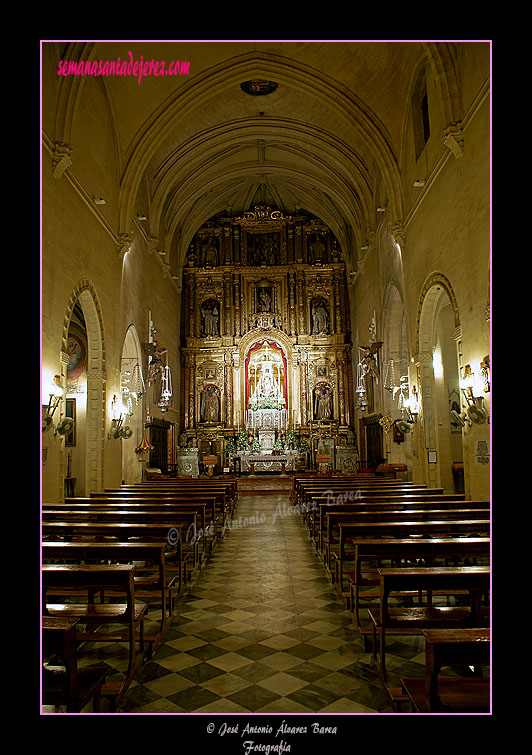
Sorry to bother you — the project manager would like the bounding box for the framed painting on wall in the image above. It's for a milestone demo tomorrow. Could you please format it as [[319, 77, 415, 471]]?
[[65, 398, 76, 446]]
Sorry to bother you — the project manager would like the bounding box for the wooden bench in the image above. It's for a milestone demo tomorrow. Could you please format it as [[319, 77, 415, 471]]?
[[297, 483, 428, 510], [342, 537, 490, 626], [323, 509, 490, 574], [42, 616, 108, 713], [336, 518, 490, 574], [86, 493, 225, 543], [115, 481, 237, 514], [368, 566, 490, 682], [44, 504, 205, 571], [61, 496, 216, 552], [400, 628, 490, 713], [312, 498, 486, 554], [302, 489, 456, 538], [42, 541, 175, 640], [42, 522, 185, 591], [42, 564, 148, 695]]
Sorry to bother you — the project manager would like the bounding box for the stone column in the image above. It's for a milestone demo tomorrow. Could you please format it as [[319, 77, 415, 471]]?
[[85, 367, 106, 493]]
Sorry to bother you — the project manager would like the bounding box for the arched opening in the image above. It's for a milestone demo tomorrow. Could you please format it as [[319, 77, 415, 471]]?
[[64, 302, 88, 496], [63, 282, 106, 495], [417, 279, 463, 493]]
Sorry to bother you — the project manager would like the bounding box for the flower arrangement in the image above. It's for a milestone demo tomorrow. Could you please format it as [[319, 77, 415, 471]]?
[[249, 396, 285, 411], [286, 430, 298, 449], [298, 437, 309, 452], [236, 430, 249, 451], [272, 437, 285, 451], [249, 437, 262, 453], [226, 438, 237, 454]]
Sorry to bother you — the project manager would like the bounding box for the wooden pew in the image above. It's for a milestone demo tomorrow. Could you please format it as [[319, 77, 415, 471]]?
[[302, 489, 454, 535], [62, 496, 215, 546], [292, 478, 422, 507], [297, 482, 427, 510], [42, 564, 148, 696], [42, 541, 175, 639], [290, 472, 379, 501], [300, 488, 448, 534], [400, 628, 490, 713], [368, 566, 490, 681], [42, 522, 186, 591], [311, 497, 485, 552], [42, 616, 108, 713], [89, 492, 227, 543], [44, 504, 205, 570], [343, 537, 490, 627], [323, 508, 490, 573], [115, 480, 237, 514]]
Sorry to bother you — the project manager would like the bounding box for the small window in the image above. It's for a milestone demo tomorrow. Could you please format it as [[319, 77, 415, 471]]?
[[421, 88, 430, 144], [413, 71, 431, 160]]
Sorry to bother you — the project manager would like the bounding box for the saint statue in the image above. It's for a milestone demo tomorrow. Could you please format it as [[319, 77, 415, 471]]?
[[202, 302, 219, 337], [314, 384, 332, 420], [202, 236, 218, 267], [255, 364, 278, 399], [309, 233, 326, 264], [311, 299, 329, 335], [200, 385, 220, 422], [258, 288, 272, 312]]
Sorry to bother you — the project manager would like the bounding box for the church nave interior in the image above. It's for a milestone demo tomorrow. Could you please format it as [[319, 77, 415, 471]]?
[[41, 40, 491, 720]]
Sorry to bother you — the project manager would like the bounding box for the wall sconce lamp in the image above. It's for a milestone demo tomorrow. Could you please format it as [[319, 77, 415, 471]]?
[[108, 395, 133, 439], [404, 385, 420, 423], [459, 365, 488, 426], [42, 376, 63, 431], [460, 365, 484, 408]]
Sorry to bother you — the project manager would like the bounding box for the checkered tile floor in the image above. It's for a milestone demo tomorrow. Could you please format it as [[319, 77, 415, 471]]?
[[48, 480, 427, 714]]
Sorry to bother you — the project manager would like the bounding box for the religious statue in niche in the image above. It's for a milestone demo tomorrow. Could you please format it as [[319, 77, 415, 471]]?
[[311, 297, 330, 335], [308, 233, 327, 264], [147, 345, 168, 404], [247, 232, 278, 266], [200, 384, 220, 423], [200, 235, 219, 268], [257, 286, 273, 313], [201, 299, 220, 337], [314, 382, 333, 420]]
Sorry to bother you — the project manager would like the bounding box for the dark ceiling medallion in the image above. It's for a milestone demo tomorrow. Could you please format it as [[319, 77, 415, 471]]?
[[240, 80, 278, 96]]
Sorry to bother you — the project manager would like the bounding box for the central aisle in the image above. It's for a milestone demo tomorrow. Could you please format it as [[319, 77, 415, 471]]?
[[120, 484, 396, 714]]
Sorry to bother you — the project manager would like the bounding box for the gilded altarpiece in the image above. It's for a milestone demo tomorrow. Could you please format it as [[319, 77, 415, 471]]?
[[180, 206, 356, 470]]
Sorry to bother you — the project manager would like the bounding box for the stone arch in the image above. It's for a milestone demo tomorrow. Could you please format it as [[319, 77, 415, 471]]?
[[423, 42, 463, 127], [382, 280, 409, 391], [415, 273, 463, 491], [63, 279, 106, 493], [415, 272, 460, 359]]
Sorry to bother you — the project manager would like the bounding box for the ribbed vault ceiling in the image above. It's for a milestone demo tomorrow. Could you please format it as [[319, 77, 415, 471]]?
[[49, 41, 434, 274]]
